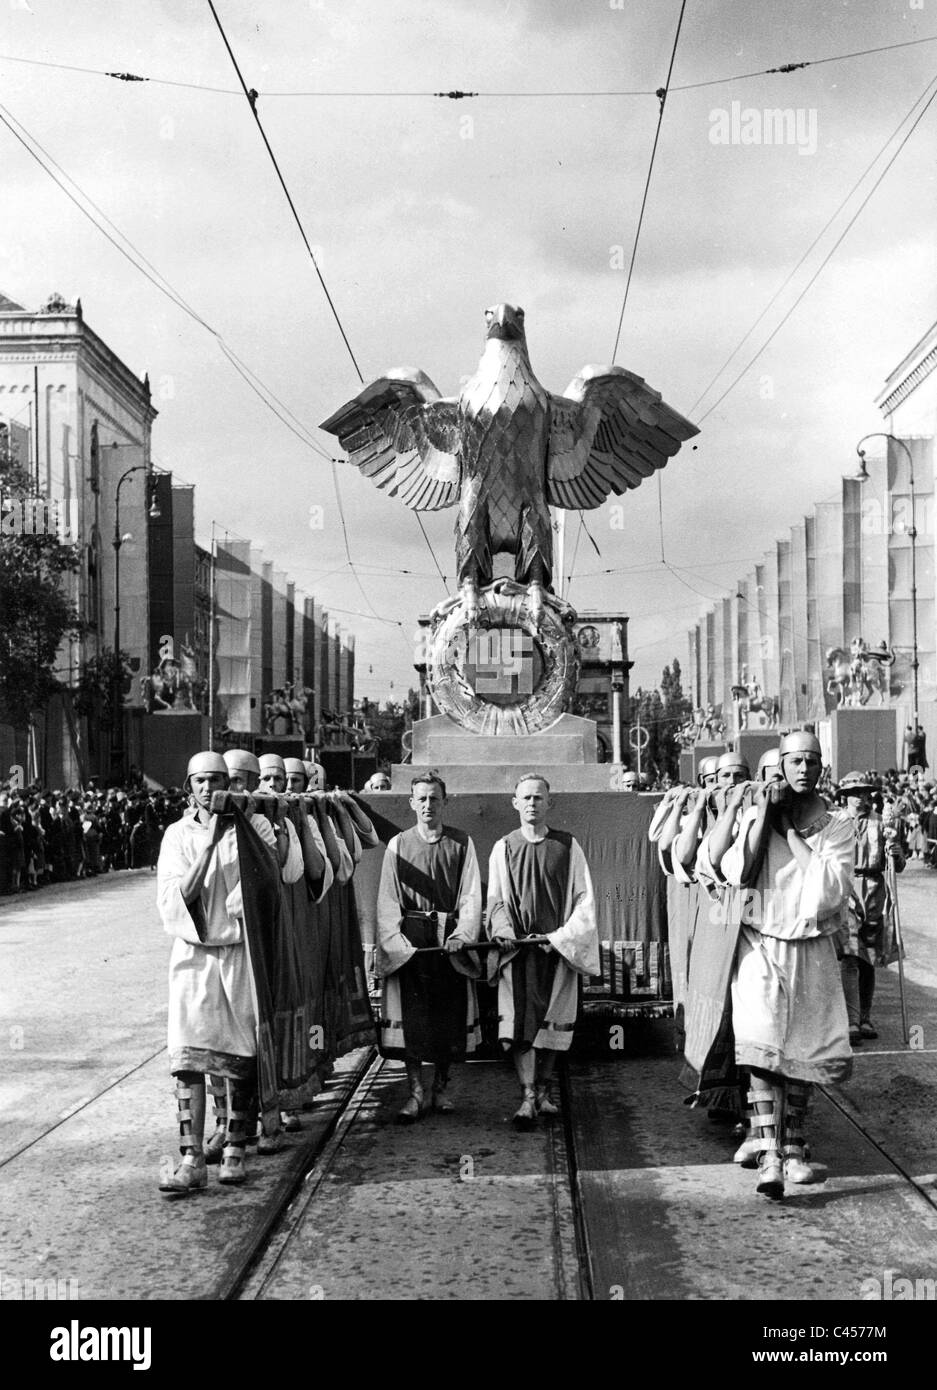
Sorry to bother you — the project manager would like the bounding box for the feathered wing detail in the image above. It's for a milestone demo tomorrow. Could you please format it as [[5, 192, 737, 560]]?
[[546, 365, 699, 511], [319, 369, 462, 512]]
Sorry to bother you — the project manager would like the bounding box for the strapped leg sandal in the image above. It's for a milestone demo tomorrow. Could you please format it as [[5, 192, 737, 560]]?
[[204, 1076, 228, 1166], [749, 1077, 784, 1199], [733, 1090, 764, 1168], [782, 1081, 821, 1185], [159, 1078, 208, 1197], [219, 1079, 254, 1186]]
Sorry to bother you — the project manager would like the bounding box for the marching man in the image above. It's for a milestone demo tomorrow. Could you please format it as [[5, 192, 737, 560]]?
[[721, 731, 854, 1198], [375, 772, 483, 1120], [156, 751, 279, 1195], [835, 770, 905, 1044], [487, 774, 599, 1126]]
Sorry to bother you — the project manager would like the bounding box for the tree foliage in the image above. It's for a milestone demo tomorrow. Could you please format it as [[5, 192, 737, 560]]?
[[0, 442, 84, 727], [72, 648, 128, 728], [629, 658, 692, 781]]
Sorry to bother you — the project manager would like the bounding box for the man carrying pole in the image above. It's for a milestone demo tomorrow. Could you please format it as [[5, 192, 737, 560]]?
[[375, 771, 483, 1120], [487, 774, 599, 1126]]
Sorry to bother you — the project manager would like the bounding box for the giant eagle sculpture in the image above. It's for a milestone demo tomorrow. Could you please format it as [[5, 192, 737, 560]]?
[[321, 303, 699, 623]]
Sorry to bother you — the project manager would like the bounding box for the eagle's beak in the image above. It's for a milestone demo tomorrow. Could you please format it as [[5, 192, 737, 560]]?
[[485, 304, 523, 342]]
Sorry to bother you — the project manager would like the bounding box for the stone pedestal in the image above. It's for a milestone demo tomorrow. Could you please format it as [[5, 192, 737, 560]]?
[[734, 730, 780, 774], [678, 741, 727, 786], [827, 707, 898, 781], [396, 712, 612, 793], [140, 712, 210, 788]]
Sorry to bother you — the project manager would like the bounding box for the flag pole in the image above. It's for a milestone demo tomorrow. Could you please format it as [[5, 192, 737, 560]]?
[[208, 520, 216, 750], [886, 855, 910, 1046]]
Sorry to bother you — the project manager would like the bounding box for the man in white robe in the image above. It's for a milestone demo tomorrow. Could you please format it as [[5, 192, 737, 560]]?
[[721, 731, 853, 1199], [487, 774, 598, 1126], [157, 751, 279, 1195]]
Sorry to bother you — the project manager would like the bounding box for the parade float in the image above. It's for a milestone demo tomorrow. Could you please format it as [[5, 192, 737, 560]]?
[[321, 302, 699, 1017]]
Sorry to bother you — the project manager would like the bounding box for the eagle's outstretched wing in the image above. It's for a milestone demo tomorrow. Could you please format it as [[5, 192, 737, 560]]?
[[320, 368, 462, 512], [546, 365, 698, 510]]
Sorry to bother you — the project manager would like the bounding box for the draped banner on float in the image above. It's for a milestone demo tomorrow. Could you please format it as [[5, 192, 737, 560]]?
[[353, 792, 672, 1007], [231, 795, 376, 1126]]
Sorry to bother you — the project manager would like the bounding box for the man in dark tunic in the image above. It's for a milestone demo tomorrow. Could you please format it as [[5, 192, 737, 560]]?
[[375, 773, 483, 1121], [487, 775, 598, 1126]]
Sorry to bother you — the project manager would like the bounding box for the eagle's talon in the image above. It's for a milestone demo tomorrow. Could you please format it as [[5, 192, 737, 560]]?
[[460, 578, 482, 627], [525, 582, 545, 627]]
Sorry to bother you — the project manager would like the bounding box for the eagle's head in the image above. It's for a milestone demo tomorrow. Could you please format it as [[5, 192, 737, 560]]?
[[484, 303, 526, 343]]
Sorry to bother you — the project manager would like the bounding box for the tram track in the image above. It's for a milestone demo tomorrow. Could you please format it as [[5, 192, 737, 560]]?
[[225, 1052, 592, 1301], [817, 1083, 937, 1217], [0, 1045, 168, 1171], [229, 1048, 382, 1301], [220, 1052, 937, 1304]]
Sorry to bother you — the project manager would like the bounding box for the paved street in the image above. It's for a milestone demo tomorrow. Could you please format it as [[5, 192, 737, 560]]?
[[1, 861, 936, 1301]]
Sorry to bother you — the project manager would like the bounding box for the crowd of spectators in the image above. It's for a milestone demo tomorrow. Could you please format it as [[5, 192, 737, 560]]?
[[0, 780, 187, 897]]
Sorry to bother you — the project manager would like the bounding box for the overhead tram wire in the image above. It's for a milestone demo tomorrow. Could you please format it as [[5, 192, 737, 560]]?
[[207, 0, 448, 617], [413, 513, 449, 593], [0, 100, 338, 465], [690, 68, 937, 418], [206, 0, 363, 385], [0, 87, 405, 652], [658, 72, 937, 610], [695, 70, 937, 425], [4, 33, 937, 97], [568, 2, 686, 606], [611, 0, 687, 364], [331, 462, 410, 648]]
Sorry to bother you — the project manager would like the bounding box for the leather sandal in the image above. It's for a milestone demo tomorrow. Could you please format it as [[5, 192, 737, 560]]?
[[431, 1085, 455, 1114], [859, 1021, 878, 1039], [398, 1087, 425, 1123], [535, 1085, 559, 1116], [219, 1145, 248, 1185], [783, 1155, 822, 1184], [513, 1090, 538, 1128], [204, 1125, 226, 1166], [159, 1150, 207, 1197], [257, 1128, 283, 1155], [733, 1136, 762, 1169], [756, 1150, 785, 1199]]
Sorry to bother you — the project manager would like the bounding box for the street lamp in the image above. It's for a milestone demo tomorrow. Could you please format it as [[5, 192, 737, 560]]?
[[853, 433, 918, 725], [106, 443, 161, 780]]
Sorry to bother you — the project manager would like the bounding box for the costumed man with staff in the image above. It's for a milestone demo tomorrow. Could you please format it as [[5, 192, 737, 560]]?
[[835, 770, 905, 1045], [375, 771, 483, 1121], [695, 749, 779, 1165], [721, 731, 854, 1199], [156, 751, 280, 1195], [691, 750, 752, 1127], [487, 774, 599, 1126]]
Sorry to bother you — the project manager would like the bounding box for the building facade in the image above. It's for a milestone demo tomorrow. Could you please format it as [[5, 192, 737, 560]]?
[[0, 291, 156, 785], [687, 320, 937, 764], [212, 540, 353, 743], [0, 288, 361, 784]]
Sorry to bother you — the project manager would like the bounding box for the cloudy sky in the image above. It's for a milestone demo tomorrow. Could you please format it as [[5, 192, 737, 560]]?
[[2, 0, 936, 703]]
